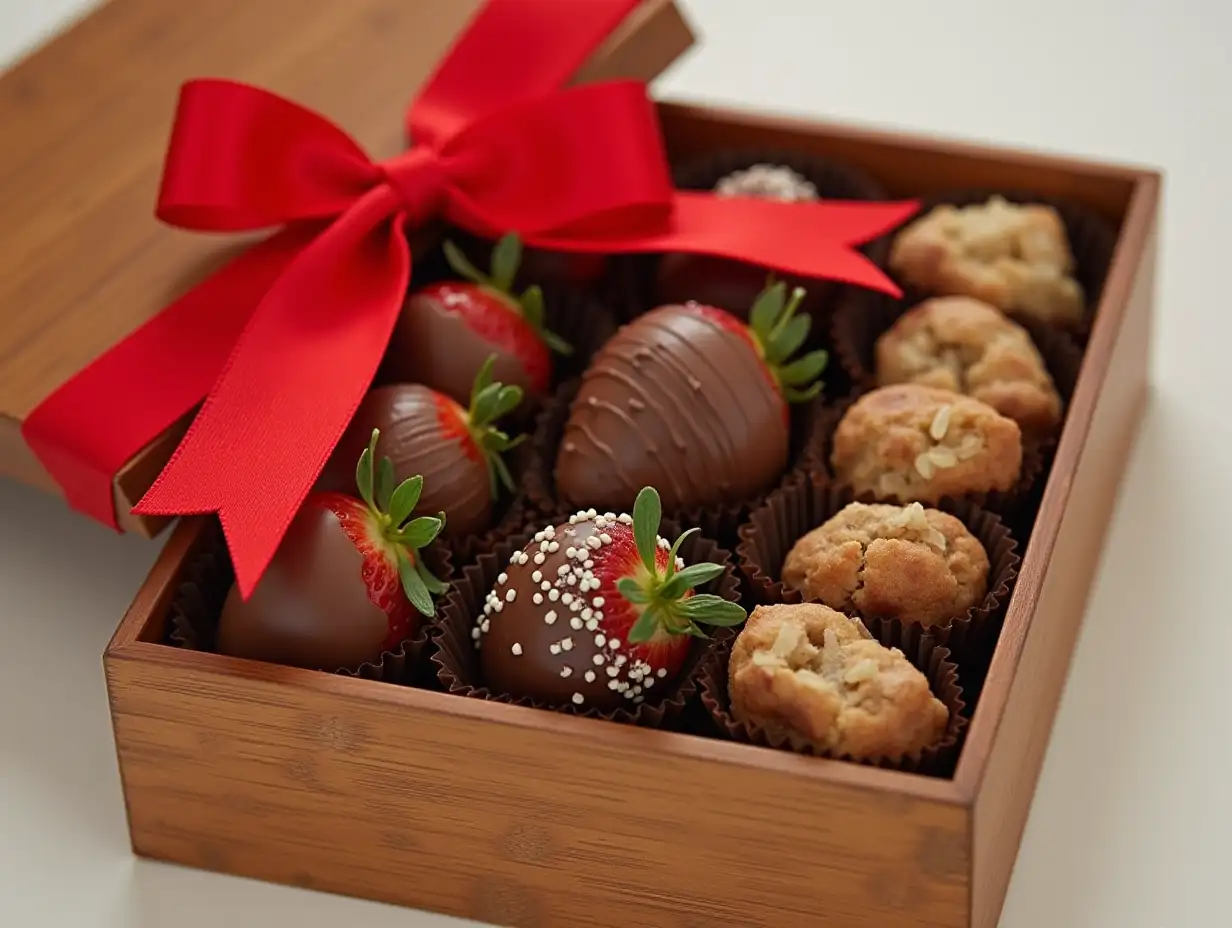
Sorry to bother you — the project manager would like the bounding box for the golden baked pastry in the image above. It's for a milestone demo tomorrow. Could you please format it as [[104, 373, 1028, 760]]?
[[782, 501, 990, 626], [728, 603, 949, 759], [875, 296, 1062, 436], [831, 384, 1023, 504], [889, 196, 1084, 327]]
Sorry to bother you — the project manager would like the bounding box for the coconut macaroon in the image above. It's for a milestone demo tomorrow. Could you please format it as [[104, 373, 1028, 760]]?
[[728, 603, 949, 760]]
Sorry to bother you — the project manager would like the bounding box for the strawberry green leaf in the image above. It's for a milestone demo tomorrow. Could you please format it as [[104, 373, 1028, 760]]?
[[471, 355, 496, 408], [675, 594, 747, 626], [539, 327, 574, 356], [778, 349, 828, 387], [355, 429, 379, 511], [443, 240, 486, 285], [662, 527, 699, 581], [626, 605, 661, 644], [491, 385, 523, 423], [400, 515, 443, 549], [767, 314, 810, 365], [616, 577, 650, 605], [748, 279, 786, 337], [658, 562, 724, 601], [376, 457, 396, 512], [520, 284, 545, 329], [388, 475, 424, 527], [632, 486, 661, 574], [471, 382, 502, 427], [490, 233, 522, 292], [488, 451, 516, 496], [398, 550, 435, 617], [416, 559, 450, 596], [784, 381, 825, 404]]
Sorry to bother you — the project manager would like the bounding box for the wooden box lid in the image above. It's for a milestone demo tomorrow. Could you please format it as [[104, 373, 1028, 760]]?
[[0, 0, 694, 534]]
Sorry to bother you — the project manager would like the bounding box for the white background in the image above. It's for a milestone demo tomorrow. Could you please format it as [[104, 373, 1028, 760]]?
[[2, 1, 1230, 926]]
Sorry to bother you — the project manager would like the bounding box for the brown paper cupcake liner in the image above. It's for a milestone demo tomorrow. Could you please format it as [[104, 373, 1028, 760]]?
[[523, 378, 822, 547], [831, 288, 1087, 433], [167, 518, 454, 684], [736, 475, 1020, 662], [887, 188, 1118, 343], [611, 147, 890, 324], [699, 628, 967, 776], [429, 523, 742, 728], [803, 390, 1046, 521]]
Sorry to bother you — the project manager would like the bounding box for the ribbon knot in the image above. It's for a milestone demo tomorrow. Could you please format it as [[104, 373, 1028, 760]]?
[[380, 147, 448, 230]]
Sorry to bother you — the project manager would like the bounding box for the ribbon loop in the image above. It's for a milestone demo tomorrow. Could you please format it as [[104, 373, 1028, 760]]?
[[379, 146, 449, 231]]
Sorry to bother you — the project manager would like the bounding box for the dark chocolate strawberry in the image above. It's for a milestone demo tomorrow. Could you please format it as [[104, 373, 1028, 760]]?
[[554, 281, 827, 511], [478, 487, 746, 711], [321, 357, 524, 537], [217, 430, 448, 671], [384, 233, 571, 405]]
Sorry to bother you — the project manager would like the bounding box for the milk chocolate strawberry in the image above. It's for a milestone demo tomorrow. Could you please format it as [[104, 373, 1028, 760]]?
[[554, 281, 827, 511], [384, 232, 571, 405], [321, 357, 525, 537], [218, 430, 448, 671], [477, 486, 746, 712]]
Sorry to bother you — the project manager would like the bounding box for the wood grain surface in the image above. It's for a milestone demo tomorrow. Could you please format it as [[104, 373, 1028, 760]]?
[[0, 0, 693, 532], [104, 96, 1158, 927]]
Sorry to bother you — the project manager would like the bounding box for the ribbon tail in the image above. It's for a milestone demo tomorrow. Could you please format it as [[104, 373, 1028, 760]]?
[[21, 228, 314, 528], [135, 188, 409, 596], [524, 196, 921, 297]]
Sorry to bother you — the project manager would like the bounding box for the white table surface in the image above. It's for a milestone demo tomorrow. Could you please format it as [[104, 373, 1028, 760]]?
[[2, 1, 1230, 925]]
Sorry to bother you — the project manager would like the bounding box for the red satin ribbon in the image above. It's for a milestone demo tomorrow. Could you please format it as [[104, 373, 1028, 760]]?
[[22, 0, 918, 597]]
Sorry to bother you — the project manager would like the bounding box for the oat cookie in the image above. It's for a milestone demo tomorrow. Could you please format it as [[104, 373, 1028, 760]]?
[[783, 501, 990, 626], [889, 196, 1084, 327], [728, 603, 949, 759], [831, 384, 1023, 503], [875, 296, 1062, 436]]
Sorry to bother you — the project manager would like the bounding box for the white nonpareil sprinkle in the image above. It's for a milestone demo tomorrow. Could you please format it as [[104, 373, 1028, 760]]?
[[584, 670, 596, 683], [549, 589, 560, 601], [561, 637, 574, 652], [581, 608, 593, 621], [497, 572, 507, 584], [511, 643, 523, 656], [548, 541, 560, 552], [562, 593, 573, 605], [593, 654, 605, 666], [618, 513, 633, 524], [571, 693, 585, 705], [586, 536, 602, 550], [570, 617, 583, 630], [592, 597, 605, 608], [534, 530, 545, 543], [505, 589, 516, 603], [675, 557, 685, 571], [599, 533, 612, 545], [531, 570, 543, 583], [595, 634, 607, 648], [657, 667, 668, 678], [560, 666, 572, 678], [492, 600, 504, 613], [471, 628, 481, 640], [608, 679, 620, 690], [533, 593, 543, 605], [608, 638, 621, 649], [540, 580, 552, 592], [544, 610, 557, 625], [657, 537, 670, 550], [533, 552, 546, 565], [606, 665, 619, 677], [549, 644, 561, 655], [585, 618, 599, 632], [713, 163, 819, 202], [557, 564, 570, 577]]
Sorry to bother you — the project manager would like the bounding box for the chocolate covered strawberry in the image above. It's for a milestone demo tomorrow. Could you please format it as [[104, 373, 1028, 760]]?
[[555, 281, 827, 511], [477, 486, 746, 711], [384, 232, 571, 405], [321, 357, 525, 537], [218, 430, 448, 671]]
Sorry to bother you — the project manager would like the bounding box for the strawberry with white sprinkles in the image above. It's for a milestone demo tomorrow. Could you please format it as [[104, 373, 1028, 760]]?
[[477, 486, 747, 711]]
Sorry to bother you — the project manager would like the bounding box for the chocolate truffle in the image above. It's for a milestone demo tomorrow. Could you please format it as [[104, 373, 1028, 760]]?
[[728, 603, 949, 759], [655, 163, 823, 319], [555, 283, 826, 512], [476, 487, 745, 712], [219, 434, 447, 671], [384, 233, 571, 404], [831, 385, 1023, 504], [889, 196, 1084, 327], [874, 296, 1063, 437], [782, 501, 990, 626], [321, 359, 524, 537]]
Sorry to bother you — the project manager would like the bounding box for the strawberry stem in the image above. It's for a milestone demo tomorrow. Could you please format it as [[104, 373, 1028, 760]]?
[[746, 278, 828, 403], [442, 232, 573, 357], [467, 355, 527, 499], [621, 487, 747, 644], [355, 428, 449, 616]]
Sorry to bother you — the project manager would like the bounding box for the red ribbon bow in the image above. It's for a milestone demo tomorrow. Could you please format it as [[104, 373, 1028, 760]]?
[[23, 0, 917, 597]]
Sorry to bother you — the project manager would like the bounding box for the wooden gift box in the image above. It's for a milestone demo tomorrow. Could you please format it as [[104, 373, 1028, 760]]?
[[103, 110, 1157, 928], [1, 1, 1154, 927]]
